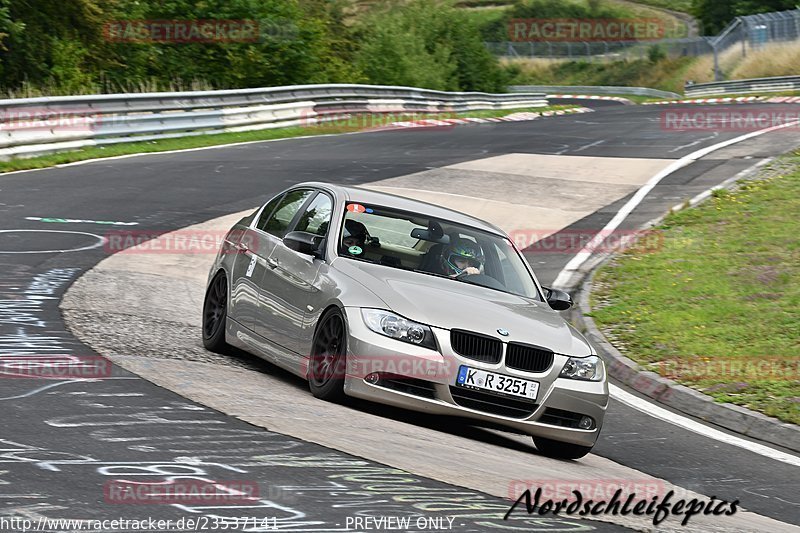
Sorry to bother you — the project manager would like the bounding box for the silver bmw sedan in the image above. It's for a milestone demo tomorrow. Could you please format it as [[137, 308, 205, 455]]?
[[202, 182, 608, 459]]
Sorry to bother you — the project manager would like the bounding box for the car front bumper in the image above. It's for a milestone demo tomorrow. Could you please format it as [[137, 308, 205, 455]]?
[[342, 308, 608, 448]]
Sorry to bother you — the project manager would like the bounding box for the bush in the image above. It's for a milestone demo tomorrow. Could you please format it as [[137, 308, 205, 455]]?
[[648, 44, 666, 63], [354, 1, 508, 92], [478, 0, 634, 44]]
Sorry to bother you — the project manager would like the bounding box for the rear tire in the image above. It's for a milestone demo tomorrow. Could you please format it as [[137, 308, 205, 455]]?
[[202, 272, 230, 353], [533, 436, 593, 460], [308, 308, 347, 403]]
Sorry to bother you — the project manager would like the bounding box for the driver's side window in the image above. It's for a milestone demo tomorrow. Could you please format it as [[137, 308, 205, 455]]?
[[294, 193, 333, 237], [257, 189, 314, 238], [255, 193, 284, 232]]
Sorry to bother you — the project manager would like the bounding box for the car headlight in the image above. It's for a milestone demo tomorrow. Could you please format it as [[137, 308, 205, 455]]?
[[560, 355, 605, 381], [361, 309, 437, 351]]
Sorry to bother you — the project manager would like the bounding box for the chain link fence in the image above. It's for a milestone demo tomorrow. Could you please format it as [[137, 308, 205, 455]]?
[[486, 38, 710, 60], [487, 8, 800, 63]]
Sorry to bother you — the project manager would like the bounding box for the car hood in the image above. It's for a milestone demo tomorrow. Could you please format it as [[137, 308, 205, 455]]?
[[333, 259, 592, 356]]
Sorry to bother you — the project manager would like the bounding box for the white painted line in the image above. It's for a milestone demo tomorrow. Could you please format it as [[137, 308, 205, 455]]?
[[611, 384, 800, 467], [552, 118, 800, 288], [0, 130, 371, 178]]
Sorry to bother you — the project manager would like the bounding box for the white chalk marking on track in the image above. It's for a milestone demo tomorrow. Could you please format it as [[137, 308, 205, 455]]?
[[25, 216, 138, 226], [0, 229, 106, 254], [611, 384, 800, 467]]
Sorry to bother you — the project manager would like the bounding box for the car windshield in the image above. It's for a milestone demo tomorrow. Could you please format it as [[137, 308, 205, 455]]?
[[337, 202, 542, 300]]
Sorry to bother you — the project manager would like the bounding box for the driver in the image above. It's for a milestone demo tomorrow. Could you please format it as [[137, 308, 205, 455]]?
[[342, 219, 369, 256], [439, 237, 483, 277]]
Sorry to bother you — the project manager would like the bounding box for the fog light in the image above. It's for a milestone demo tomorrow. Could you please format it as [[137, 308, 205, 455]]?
[[365, 373, 380, 384], [578, 416, 595, 430]]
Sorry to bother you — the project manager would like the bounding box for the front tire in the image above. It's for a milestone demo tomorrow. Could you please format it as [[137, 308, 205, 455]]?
[[202, 272, 230, 353], [308, 308, 347, 402], [533, 436, 593, 460]]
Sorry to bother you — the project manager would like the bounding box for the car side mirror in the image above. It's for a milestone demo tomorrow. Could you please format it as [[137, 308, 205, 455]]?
[[284, 231, 323, 258], [543, 286, 573, 311]]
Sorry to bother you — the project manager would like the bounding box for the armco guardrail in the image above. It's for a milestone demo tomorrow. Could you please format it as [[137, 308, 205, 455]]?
[[685, 75, 800, 97], [0, 84, 547, 161], [511, 85, 680, 99]]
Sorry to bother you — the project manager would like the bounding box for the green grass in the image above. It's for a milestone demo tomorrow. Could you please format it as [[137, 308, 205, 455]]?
[[681, 90, 800, 100], [624, 0, 692, 13], [636, 90, 800, 104], [0, 105, 576, 174], [506, 56, 699, 95], [590, 154, 800, 424]]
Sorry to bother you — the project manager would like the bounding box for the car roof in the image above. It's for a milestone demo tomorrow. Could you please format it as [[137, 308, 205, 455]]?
[[298, 181, 507, 237]]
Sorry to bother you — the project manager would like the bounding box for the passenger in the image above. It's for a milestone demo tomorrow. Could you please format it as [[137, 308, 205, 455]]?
[[342, 219, 369, 256]]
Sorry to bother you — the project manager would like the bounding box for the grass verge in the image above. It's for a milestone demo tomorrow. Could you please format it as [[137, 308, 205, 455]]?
[[0, 105, 576, 174], [590, 153, 800, 424], [505, 56, 698, 95]]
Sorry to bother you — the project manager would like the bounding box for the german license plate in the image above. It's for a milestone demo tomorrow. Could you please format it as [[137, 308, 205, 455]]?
[[456, 365, 538, 401]]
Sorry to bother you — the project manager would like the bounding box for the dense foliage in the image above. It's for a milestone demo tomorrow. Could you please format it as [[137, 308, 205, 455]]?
[[354, 1, 507, 91], [691, 0, 798, 34], [0, 0, 795, 96], [478, 0, 631, 41], [0, 0, 361, 94], [0, 0, 507, 95]]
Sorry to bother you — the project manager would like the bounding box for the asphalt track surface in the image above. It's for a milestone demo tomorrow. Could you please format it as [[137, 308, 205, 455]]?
[[1, 101, 798, 532]]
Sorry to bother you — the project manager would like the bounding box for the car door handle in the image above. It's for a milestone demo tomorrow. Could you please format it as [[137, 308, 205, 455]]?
[[267, 257, 280, 268], [237, 241, 249, 251]]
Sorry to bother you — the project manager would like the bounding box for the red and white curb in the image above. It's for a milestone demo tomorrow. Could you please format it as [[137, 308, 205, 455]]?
[[546, 94, 633, 104], [643, 96, 764, 105], [764, 96, 800, 103], [371, 107, 594, 130]]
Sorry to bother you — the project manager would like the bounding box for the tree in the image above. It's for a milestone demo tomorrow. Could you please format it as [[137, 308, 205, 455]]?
[[354, 1, 507, 92], [691, 0, 797, 35]]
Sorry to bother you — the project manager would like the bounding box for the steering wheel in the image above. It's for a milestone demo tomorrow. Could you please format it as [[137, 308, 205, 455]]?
[[454, 269, 476, 279]]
